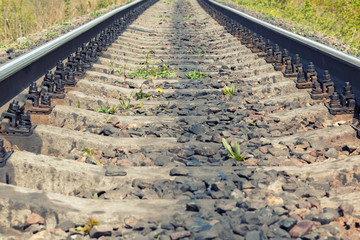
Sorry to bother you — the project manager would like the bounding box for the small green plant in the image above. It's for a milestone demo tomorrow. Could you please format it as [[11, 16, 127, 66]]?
[[185, 71, 209, 79], [118, 95, 132, 110], [95, 106, 116, 114], [128, 64, 176, 79], [93, 193, 98, 199], [144, 50, 155, 71], [127, 50, 176, 79], [118, 94, 144, 110], [222, 138, 245, 161], [109, 60, 122, 76], [183, 15, 192, 18], [163, 0, 174, 5], [75, 219, 99, 234], [157, 65, 177, 78], [89, 11, 103, 17], [77, 100, 81, 108], [83, 147, 94, 157], [222, 83, 235, 95], [123, 63, 127, 82], [136, 89, 150, 100], [153, 14, 170, 18], [196, 48, 203, 59], [157, 101, 170, 111]]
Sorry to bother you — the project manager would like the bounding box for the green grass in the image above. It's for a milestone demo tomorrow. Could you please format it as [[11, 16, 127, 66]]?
[[0, 0, 129, 48], [135, 89, 150, 100], [128, 64, 177, 79], [153, 14, 170, 18], [222, 83, 235, 95], [95, 106, 116, 114], [229, 0, 360, 56], [185, 70, 210, 79], [222, 138, 245, 161]]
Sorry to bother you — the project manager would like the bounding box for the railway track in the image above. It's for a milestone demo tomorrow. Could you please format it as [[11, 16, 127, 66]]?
[[0, 0, 360, 239]]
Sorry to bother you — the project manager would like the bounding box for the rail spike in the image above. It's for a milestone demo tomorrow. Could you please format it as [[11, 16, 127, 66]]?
[[326, 82, 356, 115], [25, 82, 55, 115], [310, 70, 334, 101], [296, 62, 317, 89], [0, 100, 37, 136]]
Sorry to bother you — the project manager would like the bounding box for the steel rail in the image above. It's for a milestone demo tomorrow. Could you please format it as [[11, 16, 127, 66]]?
[[202, 0, 360, 96], [0, 0, 153, 106]]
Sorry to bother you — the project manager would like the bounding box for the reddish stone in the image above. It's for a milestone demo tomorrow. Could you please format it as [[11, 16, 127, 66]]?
[[170, 231, 191, 240], [140, 157, 153, 166], [227, 106, 237, 112], [340, 229, 360, 240], [309, 150, 316, 157], [250, 114, 263, 120], [243, 158, 260, 165], [289, 221, 313, 238], [329, 179, 342, 188], [116, 158, 135, 167], [259, 146, 268, 154], [24, 213, 45, 227]]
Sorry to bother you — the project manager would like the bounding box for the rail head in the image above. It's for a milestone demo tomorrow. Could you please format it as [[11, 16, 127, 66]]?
[[0, 0, 153, 106], [204, 0, 360, 98], [208, 0, 360, 68]]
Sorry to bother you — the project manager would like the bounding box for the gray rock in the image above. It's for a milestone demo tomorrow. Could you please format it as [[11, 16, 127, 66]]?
[[103, 124, 120, 136], [24, 223, 45, 233], [194, 146, 216, 156], [177, 135, 191, 143], [273, 207, 288, 216], [233, 224, 250, 236], [268, 147, 288, 157], [159, 235, 171, 240], [170, 213, 185, 228], [85, 156, 97, 165], [267, 225, 291, 238], [57, 220, 75, 231], [170, 167, 189, 176], [161, 221, 174, 230], [325, 148, 338, 158], [301, 154, 316, 163], [339, 203, 354, 215], [242, 212, 261, 225], [279, 217, 297, 231], [189, 124, 207, 134], [258, 208, 277, 225], [245, 230, 260, 240], [185, 218, 211, 233], [186, 160, 201, 166], [104, 165, 127, 176], [282, 183, 297, 192], [194, 230, 218, 240], [236, 169, 254, 179], [186, 202, 200, 212], [211, 134, 223, 143], [313, 212, 336, 225], [89, 225, 112, 238], [246, 200, 267, 211]]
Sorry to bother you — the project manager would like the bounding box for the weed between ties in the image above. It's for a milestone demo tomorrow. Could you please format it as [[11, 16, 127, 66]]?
[[185, 70, 210, 79], [222, 83, 235, 95], [222, 138, 245, 161]]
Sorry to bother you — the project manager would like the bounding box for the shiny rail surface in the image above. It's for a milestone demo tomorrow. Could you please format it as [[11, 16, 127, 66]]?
[[0, 0, 156, 106]]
